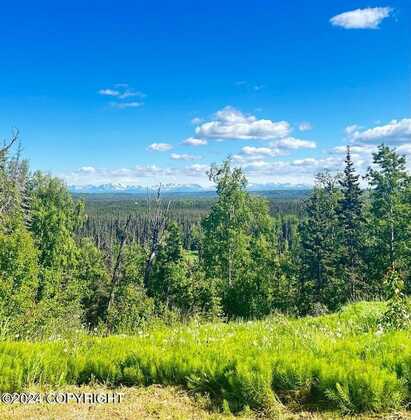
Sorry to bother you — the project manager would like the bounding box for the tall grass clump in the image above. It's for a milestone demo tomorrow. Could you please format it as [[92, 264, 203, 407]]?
[[0, 301, 410, 415]]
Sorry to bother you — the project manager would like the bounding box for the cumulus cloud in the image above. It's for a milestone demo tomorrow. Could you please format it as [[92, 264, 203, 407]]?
[[195, 106, 291, 140], [330, 7, 392, 29], [78, 166, 96, 173], [182, 137, 208, 146], [147, 143, 173, 152], [336, 119, 411, 173], [332, 144, 375, 155], [183, 164, 209, 176], [397, 144, 411, 155], [232, 136, 316, 167], [273, 137, 316, 150], [170, 153, 201, 161], [345, 124, 360, 136], [346, 118, 411, 144], [241, 146, 282, 157], [191, 117, 203, 125]]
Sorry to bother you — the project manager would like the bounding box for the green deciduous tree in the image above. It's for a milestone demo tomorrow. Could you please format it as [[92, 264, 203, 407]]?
[[201, 160, 290, 318], [29, 172, 84, 300], [0, 224, 38, 319]]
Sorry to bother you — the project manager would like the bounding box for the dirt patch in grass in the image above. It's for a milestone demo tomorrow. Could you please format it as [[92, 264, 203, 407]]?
[[0, 385, 409, 419]]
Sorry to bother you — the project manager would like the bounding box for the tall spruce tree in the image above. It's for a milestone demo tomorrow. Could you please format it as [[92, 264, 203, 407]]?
[[366, 145, 411, 294], [338, 146, 365, 301], [298, 172, 343, 313]]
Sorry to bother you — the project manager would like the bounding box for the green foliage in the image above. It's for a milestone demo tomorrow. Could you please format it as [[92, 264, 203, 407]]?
[[0, 224, 38, 319], [201, 160, 293, 318], [366, 145, 411, 292], [298, 172, 344, 313], [148, 223, 221, 317], [29, 173, 85, 306], [379, 267, 410, 331], [107, 284, 155, 334], [2, 134, 411, 420], [0, 302, 410, 415], [77, 238, 110, 327], [107, 243, 155, 333], [338, 146, 366, 300]]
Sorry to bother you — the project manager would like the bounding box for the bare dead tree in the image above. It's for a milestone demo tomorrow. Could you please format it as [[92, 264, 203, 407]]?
[[0, 129, 19, 159], [143, 185, 171, 288], [0, 129, 20, 221], [107, 214, 132, 314]]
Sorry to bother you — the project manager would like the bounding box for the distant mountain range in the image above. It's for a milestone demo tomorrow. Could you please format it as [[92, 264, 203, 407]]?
[[69, 183, 310, 194]]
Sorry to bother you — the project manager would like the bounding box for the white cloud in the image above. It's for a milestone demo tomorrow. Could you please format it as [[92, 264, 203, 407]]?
[[195, 106, 291, 140], [191, 117, 203, 125], [299, 122, 312, 132], [332, 144, 375, 155], [110, 101, 143, 109], [183, 164, 209, 176], [182, 137, 208, 146], [397, 144, 411, 155], [339, 119, 411, 173], [118, 90, 145, 99], [345, 124, 360, 136], [241, 146, 282, 157], [79, 166, 96, 173], [330, 7, 392, 29], [347, 118, 411, 144], [273, 137, 316, 150], [232, 136, 316, 165], [170, 153, 201, 161], [99, 85, 145, 108], [231, 154, 266, 163], [147, 143, 173, 152], [98, 89, 120, 96]]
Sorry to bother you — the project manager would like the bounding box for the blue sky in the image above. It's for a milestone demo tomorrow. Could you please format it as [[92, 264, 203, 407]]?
[[1, 1, 410, 186]]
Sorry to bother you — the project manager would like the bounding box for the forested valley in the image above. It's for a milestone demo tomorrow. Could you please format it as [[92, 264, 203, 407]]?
[[1, 132, 410, 334], [1, 132, 411, 415]]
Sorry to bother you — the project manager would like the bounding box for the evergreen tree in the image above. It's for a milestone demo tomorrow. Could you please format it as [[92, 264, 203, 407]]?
[[298, 172, 343, 313], [366, 145, 411, 293], [77, 238, 110, 328], [107, 242, 155, 333], [148, 222, 184, 308], [338, 146, 365, 300]]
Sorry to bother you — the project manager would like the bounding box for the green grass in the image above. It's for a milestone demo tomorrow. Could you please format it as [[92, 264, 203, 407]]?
[[0, 302, 410, 416]]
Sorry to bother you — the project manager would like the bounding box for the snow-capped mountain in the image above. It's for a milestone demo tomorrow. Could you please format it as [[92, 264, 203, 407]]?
[[247, 183, 310, 191], [69, 183, 211, 194], [69, 182, 310, 194]]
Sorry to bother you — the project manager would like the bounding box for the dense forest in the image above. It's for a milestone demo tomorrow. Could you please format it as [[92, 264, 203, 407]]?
[[77, 191, 305, 255], [0, 131, 410, 339]]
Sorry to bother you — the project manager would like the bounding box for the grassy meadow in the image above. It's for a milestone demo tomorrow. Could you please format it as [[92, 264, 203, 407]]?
[[1, 302, 411, 417]]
